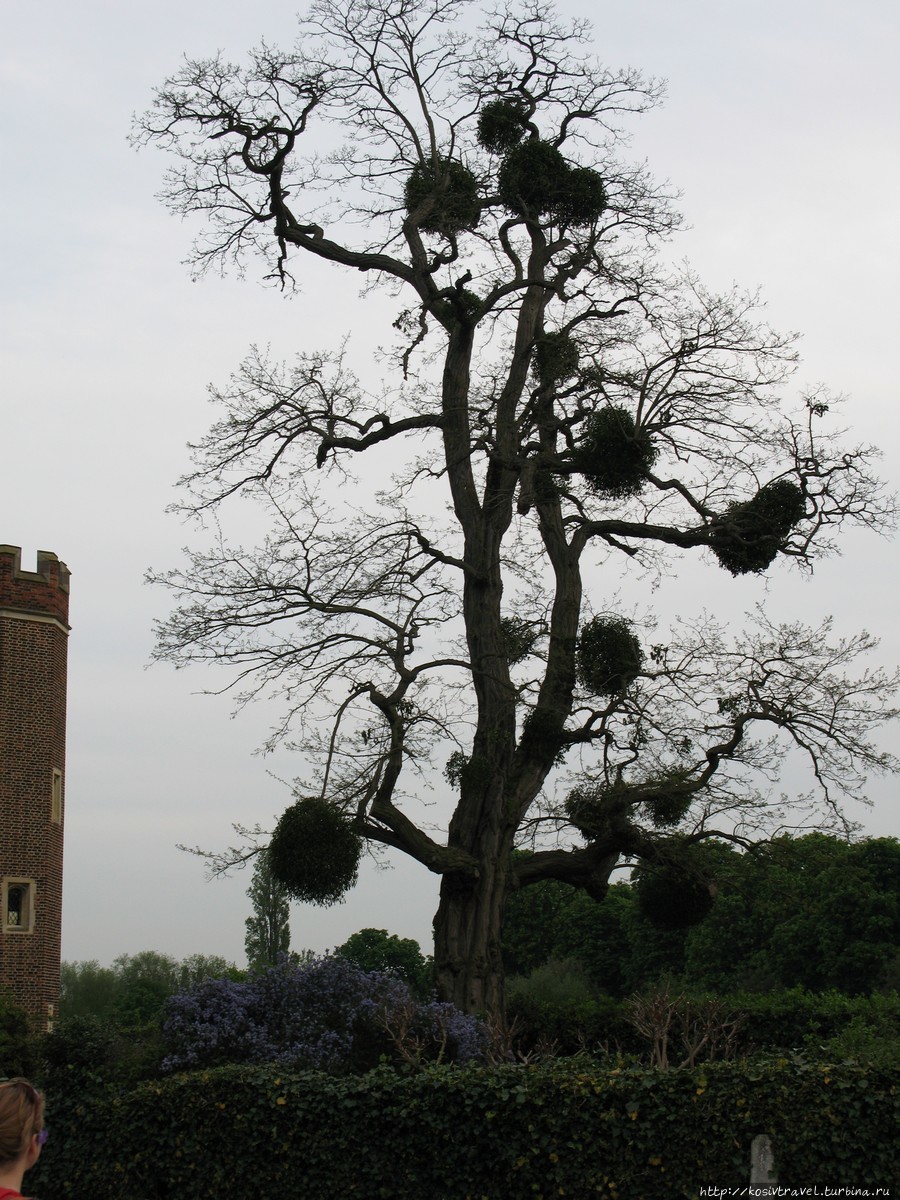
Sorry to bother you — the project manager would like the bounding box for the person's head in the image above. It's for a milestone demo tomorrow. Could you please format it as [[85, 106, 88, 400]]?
[[0, 1078, 45, 1170]]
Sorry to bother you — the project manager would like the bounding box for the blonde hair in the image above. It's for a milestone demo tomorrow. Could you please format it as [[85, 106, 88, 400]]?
[[0, 1079, 44, 1166]]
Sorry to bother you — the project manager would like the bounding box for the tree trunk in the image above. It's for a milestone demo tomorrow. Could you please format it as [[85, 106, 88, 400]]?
[[432, 857, 509, 1023]]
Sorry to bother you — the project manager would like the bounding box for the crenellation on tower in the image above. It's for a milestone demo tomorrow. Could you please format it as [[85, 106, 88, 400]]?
[[0, 543, 70, 1028], [0, 546, 71, 627]]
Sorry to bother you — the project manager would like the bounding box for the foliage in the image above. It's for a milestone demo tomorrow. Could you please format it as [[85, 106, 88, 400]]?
[[497, 138, 607, 226], [404, 156, 481, 235], [533, 331, 579, 387], [712, 479, 807, 575], [813, 1009, 900, 1069], [505, 836, 900, 997], [476, 98, 529, 153], [176, 954, 245, 989], [574, 404, 659, 498], [633, 856, 716, 932], [268, 797, 362, 906], [161, 955, 486, 1073], [29, 1058, 900, 1199], [576, 615, 644, 696], [244, 847, 291, 971], [0, 989, 35, 1078], [683, 835, 900, 993], [498, 615, 538, 664], [59, 960, 119, 1021], [335, 928, 433, 998], [137, 0, 897, 1021], [111, 950, 182, 1025], [39, 1013, 164, 1090], [506, 956, 594, 1009], [59, 951, 243, 1026], [506, 986, 900, 1066], [503, 877, 647, 996]]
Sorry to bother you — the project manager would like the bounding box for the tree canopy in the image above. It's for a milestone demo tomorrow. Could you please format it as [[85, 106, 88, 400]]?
[[503, 836, 900, 998], [60, 951, 242, 1024], [137, 0, 897, 1019], [336, 927, 433, 997]]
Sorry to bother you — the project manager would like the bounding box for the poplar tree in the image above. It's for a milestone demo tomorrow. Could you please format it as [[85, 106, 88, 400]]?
[[244, 849, 291, 971]]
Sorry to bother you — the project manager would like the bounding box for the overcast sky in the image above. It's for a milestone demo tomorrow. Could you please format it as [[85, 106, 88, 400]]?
[[2, 0, 898, 969]]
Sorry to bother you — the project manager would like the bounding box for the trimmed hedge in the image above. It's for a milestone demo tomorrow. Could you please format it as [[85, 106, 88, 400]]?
[[31, 1057, 898, 1199]]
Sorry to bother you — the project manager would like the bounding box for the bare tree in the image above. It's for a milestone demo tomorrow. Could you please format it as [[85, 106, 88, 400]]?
[[136, 0, 897, 1021]]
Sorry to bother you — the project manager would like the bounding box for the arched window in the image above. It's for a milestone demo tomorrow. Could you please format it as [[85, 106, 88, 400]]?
[[2, 879, 35, 933]]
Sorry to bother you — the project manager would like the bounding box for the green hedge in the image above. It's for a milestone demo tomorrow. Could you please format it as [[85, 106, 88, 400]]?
[[31, 1057, 898, 1199]]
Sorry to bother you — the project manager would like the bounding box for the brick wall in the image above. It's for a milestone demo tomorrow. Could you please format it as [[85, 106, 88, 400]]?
[[0, 546, 70, 1028]]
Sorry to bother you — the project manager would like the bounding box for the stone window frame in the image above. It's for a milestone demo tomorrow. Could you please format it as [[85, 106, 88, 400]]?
[[2, 878, 36, 934]]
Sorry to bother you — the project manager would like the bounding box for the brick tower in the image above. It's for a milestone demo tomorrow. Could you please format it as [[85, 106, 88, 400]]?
[[0, 545, 70, 1029]]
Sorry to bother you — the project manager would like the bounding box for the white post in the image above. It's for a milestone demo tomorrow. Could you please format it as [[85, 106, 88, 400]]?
[[750, 1133, 778, 1192]]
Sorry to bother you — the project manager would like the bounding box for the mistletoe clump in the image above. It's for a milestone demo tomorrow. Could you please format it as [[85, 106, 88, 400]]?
[[564, 767, 694, 839], [533, 331, 579, 386], [499, 615, 538, 664], [497, 138, 567, 215], [711, 479, 806, 575], [554, 166, 609, 227], [575, 406, 658, 498], [642, 787, 693, 828], [476, 98, 529, 152], [268, 797, 362, 906], [404, 156, 481, 235], [497, 139, 607, 227], [577, 615, 644, 696], [563, 785, 616, 840]]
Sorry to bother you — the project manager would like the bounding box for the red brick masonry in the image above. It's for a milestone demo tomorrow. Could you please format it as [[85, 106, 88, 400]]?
[[0, 546, 70, 1027]]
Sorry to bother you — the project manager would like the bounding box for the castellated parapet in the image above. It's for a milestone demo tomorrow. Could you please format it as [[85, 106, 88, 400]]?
[[0, 545, 70, 1028]]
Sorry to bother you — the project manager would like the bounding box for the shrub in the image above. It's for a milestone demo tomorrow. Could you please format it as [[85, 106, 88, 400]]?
[[507, 957, 595, 1008], [498, 615, 538, 664], [29, 1058, 900, 1199], [497, 139, 606, 227], [161, 955, 487, 1073], [506, 986, 900, 1067], [813, 1010, 900, 1068], [555, 165, 608, 227], [0, 990, 35, 1079], [497, 138, 569, 217]]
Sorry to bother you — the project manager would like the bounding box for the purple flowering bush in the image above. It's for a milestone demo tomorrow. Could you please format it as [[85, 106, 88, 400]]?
[[162, 955, 489, 1073]]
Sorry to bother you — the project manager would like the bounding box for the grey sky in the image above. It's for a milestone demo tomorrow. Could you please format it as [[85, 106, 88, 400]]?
[[1, 0, 897, 969]]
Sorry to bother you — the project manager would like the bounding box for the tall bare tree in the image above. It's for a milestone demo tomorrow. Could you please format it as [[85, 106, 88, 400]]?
[[137, 0, 897, 1020]]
